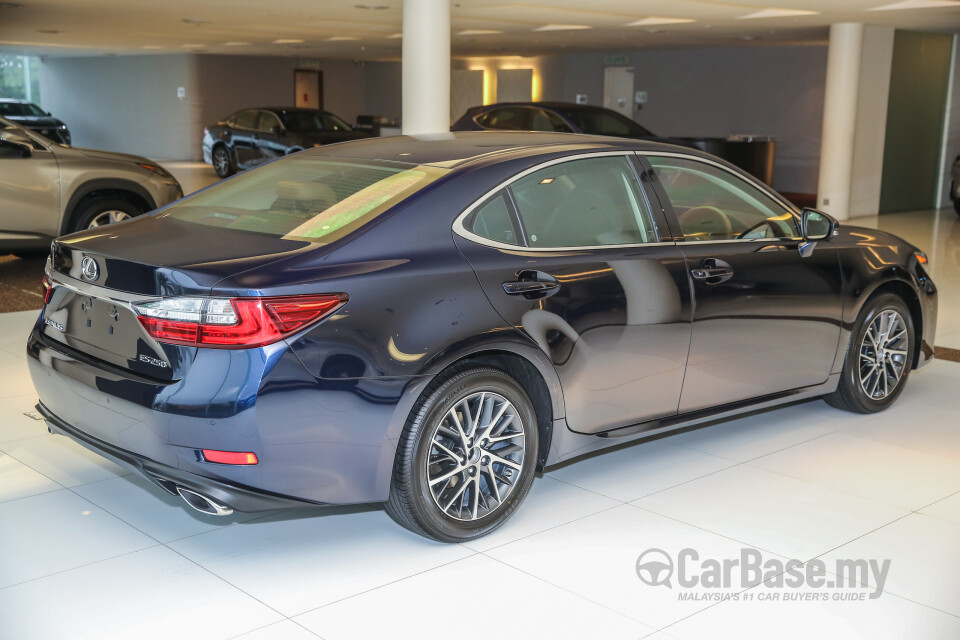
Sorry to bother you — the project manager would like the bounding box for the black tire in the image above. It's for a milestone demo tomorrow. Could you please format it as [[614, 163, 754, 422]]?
[[212, 145, 235, 178], [825, 293, 915, 413], [386, 366, 539, 542], [72, 196, 144, 232]]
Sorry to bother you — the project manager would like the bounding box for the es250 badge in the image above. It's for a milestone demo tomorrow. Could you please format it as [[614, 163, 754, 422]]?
[[138, 354, 169, 369]]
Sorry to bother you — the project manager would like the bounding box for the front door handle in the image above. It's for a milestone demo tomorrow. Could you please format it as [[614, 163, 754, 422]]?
[[502, 270, 560, 299], [691, 258, 734, 284]]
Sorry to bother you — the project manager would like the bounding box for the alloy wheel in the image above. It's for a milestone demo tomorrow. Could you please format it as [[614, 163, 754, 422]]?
[[87, 210, 133, 228], [858, 309, 909, 400], [426, 391, 525, 522], [213, 148, 229, 175]]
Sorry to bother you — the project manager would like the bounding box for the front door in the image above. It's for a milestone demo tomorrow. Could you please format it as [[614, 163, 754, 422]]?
[[229, 110, 261, 168], [455, 153, 693, 434], [0, 133, 60, 238], [643, 154, 843, 413]]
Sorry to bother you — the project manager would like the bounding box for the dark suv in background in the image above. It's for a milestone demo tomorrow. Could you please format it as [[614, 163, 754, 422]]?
[[0, 99, 71, 145]]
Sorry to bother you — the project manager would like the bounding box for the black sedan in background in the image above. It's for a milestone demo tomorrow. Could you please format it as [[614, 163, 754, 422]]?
[[452, 101, 667, 141], [202, 107, 369, 177], [0, 99, 71, 144]]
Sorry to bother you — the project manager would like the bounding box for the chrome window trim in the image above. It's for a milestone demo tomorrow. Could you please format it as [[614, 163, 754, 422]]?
[[452, 150, 673, 252], [47, 269, 159, 306]]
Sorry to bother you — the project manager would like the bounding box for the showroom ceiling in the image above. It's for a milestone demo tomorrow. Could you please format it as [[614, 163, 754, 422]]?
[[1, 0, 959, 59]]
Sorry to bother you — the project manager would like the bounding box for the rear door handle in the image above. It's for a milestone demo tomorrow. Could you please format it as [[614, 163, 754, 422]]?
[[502, 270, 560, 299]]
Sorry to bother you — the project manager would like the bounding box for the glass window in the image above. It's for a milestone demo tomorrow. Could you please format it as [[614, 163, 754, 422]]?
[[476, 108, 528, 131], [258, 111, 283, 134], [282, 111, 353, 132], [160, 157, 447, 243], [466, 193, 520, 246], [554, 107, 652, 137], [649, 156, 797, 242], [0, 102, 46, 117], [509, 156, 657, 248], [232, 110, 259, 130]]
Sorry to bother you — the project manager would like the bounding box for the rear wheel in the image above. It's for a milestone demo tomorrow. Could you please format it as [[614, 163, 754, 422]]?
[[212, 145, 235, 178], [825, 293, 914, 413], [386, 367, 538, 542], [74, 197, 143, 232]]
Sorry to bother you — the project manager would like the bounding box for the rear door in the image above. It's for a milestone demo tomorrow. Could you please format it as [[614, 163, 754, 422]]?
[[454, 153, 693, 434], [229, 110, 261, 167], [642, 153, 843, 413]]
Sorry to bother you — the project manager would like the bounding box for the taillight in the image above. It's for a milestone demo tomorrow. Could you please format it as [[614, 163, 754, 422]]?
[[42, 276, 53, 304], [134, 294, 346, 349], [201, 449, 258, 465]]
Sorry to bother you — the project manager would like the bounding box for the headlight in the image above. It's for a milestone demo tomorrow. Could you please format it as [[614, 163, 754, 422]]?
[[137, 162, 173, 179]]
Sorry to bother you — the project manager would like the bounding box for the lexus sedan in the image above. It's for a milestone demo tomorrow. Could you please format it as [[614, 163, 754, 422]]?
[[29, 133, 937, 542], [0, 99, 71, 144], [202, 107, 369, 178]]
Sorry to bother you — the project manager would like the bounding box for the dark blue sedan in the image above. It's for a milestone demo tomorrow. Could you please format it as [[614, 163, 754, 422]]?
[[30, 133, 937, 542]]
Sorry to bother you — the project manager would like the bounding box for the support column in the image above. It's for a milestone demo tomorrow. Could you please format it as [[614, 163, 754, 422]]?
[[402, 0, 450, 136], [817, 23, 864, 220]]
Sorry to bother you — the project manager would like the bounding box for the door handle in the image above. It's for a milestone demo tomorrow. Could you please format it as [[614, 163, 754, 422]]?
[[691, 259, 734, 284], [502, 270, 560, 299]]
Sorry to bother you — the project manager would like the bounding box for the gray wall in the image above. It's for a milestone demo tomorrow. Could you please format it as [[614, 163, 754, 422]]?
[[38, 54, 197, 160], [938, 35, 959, 208], [561, 46, 828, 194]]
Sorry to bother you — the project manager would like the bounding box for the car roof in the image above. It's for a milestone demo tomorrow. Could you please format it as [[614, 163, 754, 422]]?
[[307, 131, 708, 169], [236, 107, 336, 116], [473, 101, 615, 113]]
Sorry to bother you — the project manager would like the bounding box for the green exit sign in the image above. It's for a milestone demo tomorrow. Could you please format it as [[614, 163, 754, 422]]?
[[604, 54, 629, 65]]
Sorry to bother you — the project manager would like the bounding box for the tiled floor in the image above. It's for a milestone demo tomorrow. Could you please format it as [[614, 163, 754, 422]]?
[[1, 310, 960, 638]]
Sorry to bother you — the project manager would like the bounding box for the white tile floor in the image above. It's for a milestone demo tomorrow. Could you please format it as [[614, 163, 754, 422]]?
[[1, 207, 959, 639]]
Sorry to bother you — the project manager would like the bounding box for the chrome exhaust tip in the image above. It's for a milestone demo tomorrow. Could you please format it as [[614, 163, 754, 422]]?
[[176, 486, 234, 516]]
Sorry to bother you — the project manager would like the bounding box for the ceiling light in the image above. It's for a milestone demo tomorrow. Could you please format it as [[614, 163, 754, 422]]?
[[457, 29, 504, 35], [867, 0, 960, 9], [625, 17, 696, 26], [354, 3, 390, 8], [142, 45, 164, 50], [182, 18, 211, 25], [738, 8, 819, 19], [37, 29, 60, 34], [533, 24, 592, 31], [224, 41, 251, 46], [326, 36, 360, 41], [182, 43, 205, 48], [272, 38, 305, 44]]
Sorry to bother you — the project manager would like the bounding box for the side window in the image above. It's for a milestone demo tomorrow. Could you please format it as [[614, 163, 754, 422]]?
[[476, 108, 528, 131], [259, 112, 282, 134], [232, 110, 259, 131], [542, 110, 573, 133], [529, 109, 558, 132], [466, 193, 520, 246], [649, 156, 797, 241], [509, 156, 657, 248]]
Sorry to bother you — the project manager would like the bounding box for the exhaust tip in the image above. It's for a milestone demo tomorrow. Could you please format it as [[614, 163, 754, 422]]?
[[176, 486, 234, 516]]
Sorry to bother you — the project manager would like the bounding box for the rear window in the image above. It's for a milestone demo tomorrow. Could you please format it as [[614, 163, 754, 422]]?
[[160, 156, 447, 243]]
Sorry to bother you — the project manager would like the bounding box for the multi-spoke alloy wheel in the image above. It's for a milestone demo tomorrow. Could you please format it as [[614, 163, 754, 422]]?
[[426, 391, 525, 522], [858, 310, 908, 400], [826, 293, 914, 414], [88, 210, 133, 228], [213, 147, 234, 178], [386, 367, 539, 542]]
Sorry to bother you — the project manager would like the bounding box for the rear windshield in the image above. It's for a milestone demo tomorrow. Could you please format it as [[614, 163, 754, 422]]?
[[160, 156, 447, 243]]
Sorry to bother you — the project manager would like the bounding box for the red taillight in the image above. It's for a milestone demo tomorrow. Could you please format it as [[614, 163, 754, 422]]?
[[42, 276, 53, 304], [136, 294, 347, 349], [201, 449, 259, 465]]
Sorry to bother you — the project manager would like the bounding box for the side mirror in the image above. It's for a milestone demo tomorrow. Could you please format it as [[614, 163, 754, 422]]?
[[800, 208, 837, 241], [0, 138, 33, 159]]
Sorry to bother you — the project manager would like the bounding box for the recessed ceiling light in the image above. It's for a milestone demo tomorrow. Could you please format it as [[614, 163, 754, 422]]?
[[533, 24, 592, 31], [182, 18, 211, 25], [457, 29, 504, 35], [272, 38, 305, 44], [355, 3, 389, 9], [326, 36, 360, 41], [867, 0, 960, 9], [738, 8, 819, 19], [224, 41, 251, 46], [182, 44, 206, 49], [37, 29, 60, 34], [386, 33, 403, 38], [142, 45, 164, 49], [625, 17, 695, 26]]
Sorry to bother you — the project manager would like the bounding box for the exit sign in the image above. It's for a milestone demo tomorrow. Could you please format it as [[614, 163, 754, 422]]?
[[604, 54, 629, 65]]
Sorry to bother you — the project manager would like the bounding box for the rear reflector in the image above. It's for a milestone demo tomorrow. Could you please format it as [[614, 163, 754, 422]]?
[[201, 449, 259, 465], [134, 293, 347, 349]]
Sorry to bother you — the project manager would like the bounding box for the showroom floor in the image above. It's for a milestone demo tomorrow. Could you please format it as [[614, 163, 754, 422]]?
[[1, 167, 959, 637]]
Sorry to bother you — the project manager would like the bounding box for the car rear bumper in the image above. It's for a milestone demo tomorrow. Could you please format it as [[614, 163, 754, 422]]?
[[36, 401, 317, 513]]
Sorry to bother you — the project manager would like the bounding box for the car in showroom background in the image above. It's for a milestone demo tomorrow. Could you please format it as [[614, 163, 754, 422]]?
[[30, 132, 936, 542], [202, 106, 370, 178], [0, 98, 71, 144], [0, 116, 182, 254]]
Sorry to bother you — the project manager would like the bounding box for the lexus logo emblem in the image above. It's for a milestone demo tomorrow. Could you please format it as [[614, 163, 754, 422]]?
[[80, 256, 99, 281]]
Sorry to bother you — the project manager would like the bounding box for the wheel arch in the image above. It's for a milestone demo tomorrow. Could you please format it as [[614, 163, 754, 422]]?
[[62, 179, 156, 235], [855, 277, 924, 369]]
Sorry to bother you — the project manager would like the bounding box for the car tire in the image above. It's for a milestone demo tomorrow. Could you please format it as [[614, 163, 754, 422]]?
[[825, 293, 915, 414], [385, 366, 539, 542], [73, 197, 144, 232], [212, 145, 235, 178]]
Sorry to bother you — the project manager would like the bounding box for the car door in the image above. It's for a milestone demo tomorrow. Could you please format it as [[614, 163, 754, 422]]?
[[253, 110, 286, 164], [453, 153, 693, 434], [229, 110, 261, 168], [642, 153, 843, 413], [0, 129, 60, 238]]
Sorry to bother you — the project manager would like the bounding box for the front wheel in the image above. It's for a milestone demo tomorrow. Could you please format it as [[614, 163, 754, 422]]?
[[74, 197, 143, 231], [386, 367, 539, 542], [825, 293, 915, 413], [212, 145, 235, 178]]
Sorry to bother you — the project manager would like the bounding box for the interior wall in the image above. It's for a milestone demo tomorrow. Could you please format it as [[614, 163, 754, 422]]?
[[560, 45, 828, 194], [937, 35, 959, 208], [37, 54, 197, 161]]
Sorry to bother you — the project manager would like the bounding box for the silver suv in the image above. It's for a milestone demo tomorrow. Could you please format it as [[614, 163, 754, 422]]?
[[0, 116, 182, 253]]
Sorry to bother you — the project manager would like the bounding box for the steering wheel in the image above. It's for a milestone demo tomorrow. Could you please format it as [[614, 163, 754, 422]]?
[[677, 205, 733, 239]]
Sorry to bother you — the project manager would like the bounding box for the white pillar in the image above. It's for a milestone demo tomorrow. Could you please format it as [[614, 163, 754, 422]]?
[[401, 0, 450, 136], [817, 23, 864, 220]]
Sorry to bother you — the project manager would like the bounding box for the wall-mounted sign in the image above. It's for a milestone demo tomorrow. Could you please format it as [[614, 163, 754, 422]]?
[[298, 59, 322, 70], [604, 54, 629, 65]]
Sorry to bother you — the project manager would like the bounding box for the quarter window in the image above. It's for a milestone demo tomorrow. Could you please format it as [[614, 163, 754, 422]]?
[[466, 193, 521, 246], [649, 156, 797, 241], [509, 156, 657, 248]]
